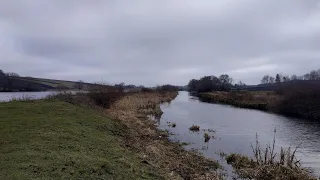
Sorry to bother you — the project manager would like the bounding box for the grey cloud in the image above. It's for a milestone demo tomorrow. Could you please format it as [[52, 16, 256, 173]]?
[[0, 0, 320, 86]]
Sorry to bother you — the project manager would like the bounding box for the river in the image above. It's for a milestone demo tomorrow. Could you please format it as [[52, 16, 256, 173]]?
[[158, 91, 320, 178], [0, 91, 58, 102], [0, 91, 83, 102]]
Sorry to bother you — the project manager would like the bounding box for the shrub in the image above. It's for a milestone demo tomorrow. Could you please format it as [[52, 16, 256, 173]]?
[[88, 90, 124, 108], [47, 85, 124, 109], [141, 88, 155, 93]]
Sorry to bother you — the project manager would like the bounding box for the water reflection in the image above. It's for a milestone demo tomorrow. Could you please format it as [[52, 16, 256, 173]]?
[[157, 91, 320, 178]]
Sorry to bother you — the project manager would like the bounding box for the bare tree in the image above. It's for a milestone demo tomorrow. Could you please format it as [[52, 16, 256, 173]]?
[[0, 69, 5, 76], [261, 75, 270, 84], [282, 75, 290, 82], [303, 73, 310, 80], [235, 81, 246, 88], [291, 74, 298, 80], [269, 76, 275, 83], [5, 72, 20, 77], [275, 74, 281, 83], [309, 70, 319, 80]]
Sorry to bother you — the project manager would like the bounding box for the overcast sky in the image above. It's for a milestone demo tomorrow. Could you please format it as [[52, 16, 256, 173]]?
[[1, 0, 320, 86]]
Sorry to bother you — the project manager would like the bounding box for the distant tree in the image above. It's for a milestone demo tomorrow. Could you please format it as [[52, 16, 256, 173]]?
[[114, 82, 125, 90], [156, 84, 179, 92], [261, 75, 270, 84], [234, 81, 246, 89], [238, 81, 246, 86], [219, 74, 232, 90], [187, 79, 199, 92], [219, 74, 233, 85], [0, 69, 5, 76], [125, 84, 136, 89], [282, 75, 290, 82], [303, 73, 310, 80], [5, 72, 20, 77], [196, 76, 215, 92], [76, 80, 84, 90], [309, 70, 319, 80], [269, 76, 275, 83], [188, 74, 234, 92], [275, 74, 281, 83], [291, 74, 298, 80]]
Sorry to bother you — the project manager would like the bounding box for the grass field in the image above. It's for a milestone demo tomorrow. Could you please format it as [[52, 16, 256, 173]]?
[[0, 100, 164, 179], [14, 77, 79, 89]]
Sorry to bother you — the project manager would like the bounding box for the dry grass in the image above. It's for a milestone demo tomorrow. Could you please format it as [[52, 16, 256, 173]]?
[[107, 92, 222, 179], [226, 130, 316, 180], [198, 91, 272, 111], [199, 89, 320, 121]]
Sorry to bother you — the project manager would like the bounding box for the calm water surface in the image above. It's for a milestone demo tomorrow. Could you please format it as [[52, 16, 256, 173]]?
[[158, 91, 320, 178], [0, 91, 57, 102]]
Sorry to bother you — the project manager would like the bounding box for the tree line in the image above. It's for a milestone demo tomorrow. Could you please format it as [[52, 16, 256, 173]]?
[[188, 74, 234, 92], [0, 69, 20, 77], [261, 69, 320, 84], [114, 82, 184, 92]]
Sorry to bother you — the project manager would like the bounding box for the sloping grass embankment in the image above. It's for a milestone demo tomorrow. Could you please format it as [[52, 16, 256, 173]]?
[[0, 100, 164, 179]]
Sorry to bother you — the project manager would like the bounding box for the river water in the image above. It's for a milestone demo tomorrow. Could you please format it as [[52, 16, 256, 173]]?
[[158, 91, 320, 178], [0, 91, 83, 102], [0, 92, 58, 102]]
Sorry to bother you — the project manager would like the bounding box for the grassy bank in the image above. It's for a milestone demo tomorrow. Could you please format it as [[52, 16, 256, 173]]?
[[0, 100, 164, 179], [198, 91, 273, 111], [0, 91, 221, 179], [106, 92, 221, 179]]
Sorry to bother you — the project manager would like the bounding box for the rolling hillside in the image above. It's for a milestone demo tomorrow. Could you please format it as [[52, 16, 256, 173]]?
[[0, 76, 96, 92]]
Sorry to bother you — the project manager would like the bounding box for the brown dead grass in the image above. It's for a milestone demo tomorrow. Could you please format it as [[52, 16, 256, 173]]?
[[107, 92, 221, 180], [199, 91, 283, 111]]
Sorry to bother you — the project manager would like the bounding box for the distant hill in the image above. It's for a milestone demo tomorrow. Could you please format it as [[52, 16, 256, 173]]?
[[0, 76, 97, 92]]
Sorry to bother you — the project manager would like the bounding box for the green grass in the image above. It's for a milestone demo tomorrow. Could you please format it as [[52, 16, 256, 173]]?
[[0, 100, 164, 180]]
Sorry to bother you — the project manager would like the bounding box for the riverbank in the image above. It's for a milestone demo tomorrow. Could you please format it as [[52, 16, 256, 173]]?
[[0, 91, 220, 179], [198, 90, 320, 121], [198, 91, 272, 111]]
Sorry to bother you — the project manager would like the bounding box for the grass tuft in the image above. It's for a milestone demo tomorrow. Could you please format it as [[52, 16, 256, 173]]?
[[226, 130, 315, 180]]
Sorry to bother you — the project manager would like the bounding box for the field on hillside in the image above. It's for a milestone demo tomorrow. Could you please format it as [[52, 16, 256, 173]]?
[[13, 77, 81, 89]]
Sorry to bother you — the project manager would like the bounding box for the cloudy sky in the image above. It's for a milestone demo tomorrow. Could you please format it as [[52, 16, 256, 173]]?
[[1, 0, 320, 86]]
